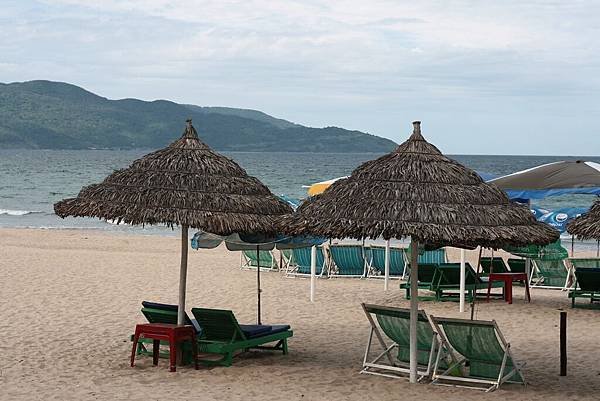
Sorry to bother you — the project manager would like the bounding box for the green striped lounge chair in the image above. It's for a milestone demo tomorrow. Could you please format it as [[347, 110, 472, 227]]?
[[530, 258, 572, 290], [569, 267, 600, 308], [400, 263, 439, 300], [329, 244, 367, 277], [506, 258, 527, 274], [432, 263, 503, 301], [360, 304, 454, 381], [479, 257, 510, 276], [241, 249, 278, 271], [289, 246, 326, 276], [430, 316, 525, 392], [367, 245, 407, 278], [404, 248, 448, 279]]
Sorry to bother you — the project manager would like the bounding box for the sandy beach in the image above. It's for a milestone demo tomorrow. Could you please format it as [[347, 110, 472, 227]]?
[[2, 228, 600, 401]]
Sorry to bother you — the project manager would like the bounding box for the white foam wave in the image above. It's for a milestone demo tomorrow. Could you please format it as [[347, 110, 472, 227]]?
[[0, 209, 43, 216]]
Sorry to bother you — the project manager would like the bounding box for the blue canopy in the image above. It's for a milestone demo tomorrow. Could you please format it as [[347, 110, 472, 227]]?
[[537, 207, 588, 234]]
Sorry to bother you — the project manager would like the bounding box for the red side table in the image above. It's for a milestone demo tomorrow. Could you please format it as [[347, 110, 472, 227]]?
[[130, 323, 199, 372], [486, 273, 531, 304]]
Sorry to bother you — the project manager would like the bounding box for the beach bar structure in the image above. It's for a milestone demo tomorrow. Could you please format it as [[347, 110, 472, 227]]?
[[280, 121, 558, 383], [54, 119, 292, 326]]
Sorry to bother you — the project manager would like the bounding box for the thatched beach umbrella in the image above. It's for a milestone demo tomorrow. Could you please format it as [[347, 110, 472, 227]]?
[[567, 199, 600, 239], [54, 119, 292, 325], [280, 121, 559, 383]]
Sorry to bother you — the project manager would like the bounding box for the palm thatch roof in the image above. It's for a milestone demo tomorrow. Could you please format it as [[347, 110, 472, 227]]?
[[54, 120, 292, 235], [567, 200, 600, 239], [280, 121, 559, 249]]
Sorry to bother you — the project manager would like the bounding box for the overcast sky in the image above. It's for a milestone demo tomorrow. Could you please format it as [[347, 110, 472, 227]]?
[[2, 1, 599, 155]]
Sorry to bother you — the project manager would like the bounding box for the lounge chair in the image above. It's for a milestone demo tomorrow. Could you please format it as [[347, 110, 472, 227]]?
[[569, 267, 600, 308], [280, 249, 293, 271], [506, 258, 526, 274], [430, 316, 525, 392], [367, 245, 407, 277], [289, 246, 326, 276], [479, 257, 510, 275], [329, 244, 367, 277], [191, 307, 292, 366], [400, 263, 439, 300], [241, 249, 278, 271], [570, 258, 600, 269], [360, 304, 453, 381], [530, 259, 572, 289], [432, 263, 503, 301], [135, 302, 292, 366], [403, 248, 447, 279]]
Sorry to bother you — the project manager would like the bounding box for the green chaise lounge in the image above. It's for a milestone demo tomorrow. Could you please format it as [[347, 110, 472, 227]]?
[[531, 258, 572, 289], [329, 244, 367, 277], [191, 307, 292, 366], [569, 267, 600, 308], [430, 316, 525, 392], [241, 249, 278, 271], [432, 263, 503, 301], [479, 257, 510, 275], [400, 263, 439, 300], [360, 303, 454, 381]]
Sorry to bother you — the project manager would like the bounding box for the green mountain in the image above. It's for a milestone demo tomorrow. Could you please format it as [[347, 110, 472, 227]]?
[[0, 80, 397, 152]]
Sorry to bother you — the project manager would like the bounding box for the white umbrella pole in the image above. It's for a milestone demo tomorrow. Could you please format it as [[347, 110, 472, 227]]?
[[384, 239, 391, 291], [459, 248, 466, 312], [409, 240, 419, 383], [310, 245, 317, 302], [177, 224, 189, 326]]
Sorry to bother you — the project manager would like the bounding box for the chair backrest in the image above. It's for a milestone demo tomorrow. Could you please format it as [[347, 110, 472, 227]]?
[[243, 249, 275, 267], [574, 268, 600, 292], [431, 317, 512, 379], [436, 263, 480, 285], [418, 248, 446, 264], [571, 258, 600, 269], [362, 304, 434, 364], [330, 245, 366, 276], [533, 259, 567, 275], [292, 246, 325, 274], [191, 308, 246, 342], [407, 263, 439, 284], [506, 258, 526, 273], [141, 301, 195, 328], [479, 257, 509, 274], [369, 246, 406, 275]]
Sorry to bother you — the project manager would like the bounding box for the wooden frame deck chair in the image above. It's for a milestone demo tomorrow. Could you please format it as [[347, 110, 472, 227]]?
[[569, 267, 600, 308], [288, 246, 326, 276], [530, 258, 571, 289], [432, 263, 503, 301], [400, 263, 439, 300], [430, 316, 525, 392], [360, 304, 452, 381], [329, 244, 367, 277], [479, 257, 510, 276], [241, 249, 278, 271], [191, 308, 292, 366], [280, 249, 294, 271], [367, 245, 407, 278]]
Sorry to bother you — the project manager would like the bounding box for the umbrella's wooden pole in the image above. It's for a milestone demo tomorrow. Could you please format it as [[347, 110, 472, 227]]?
[[409, 240, 419, 383], [384, 239, 390, 291], [178, 224, 189, 326], [257, 245, 262, 325], [459, 248, 466, 312]]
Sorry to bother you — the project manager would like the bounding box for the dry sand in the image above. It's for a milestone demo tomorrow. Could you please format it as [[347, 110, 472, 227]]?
[[2, 228, 600, 401]]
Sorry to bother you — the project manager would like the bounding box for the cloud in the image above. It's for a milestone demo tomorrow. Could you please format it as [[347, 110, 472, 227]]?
[[1, 0, 599, 154]]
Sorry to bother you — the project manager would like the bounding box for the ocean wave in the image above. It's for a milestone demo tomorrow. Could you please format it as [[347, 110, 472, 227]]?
[[0, 209, 44, 216]]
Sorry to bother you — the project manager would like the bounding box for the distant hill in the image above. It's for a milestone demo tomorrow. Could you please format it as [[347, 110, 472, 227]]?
[[0, 80, 397, 152]]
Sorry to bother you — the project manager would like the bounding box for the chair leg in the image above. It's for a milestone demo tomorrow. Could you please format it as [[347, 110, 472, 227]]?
[[169, 332, 177, 372], [191, 337, 199, 370], [152, 339, 160, 366], [130, 330, 140, 367], [282, 339, 288, 355]]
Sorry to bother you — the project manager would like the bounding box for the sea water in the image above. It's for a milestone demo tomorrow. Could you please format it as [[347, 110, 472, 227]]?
[[1, 149, 599, 240]]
